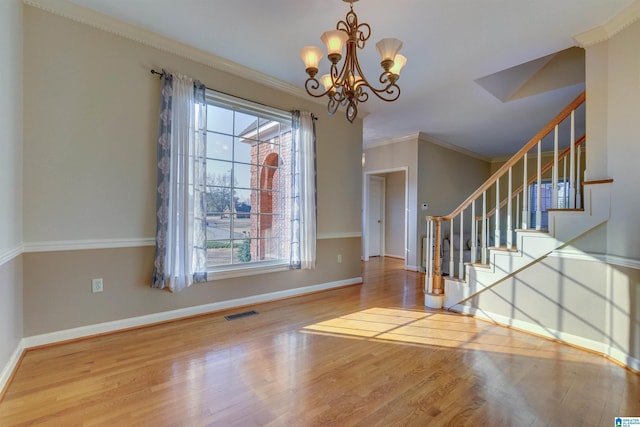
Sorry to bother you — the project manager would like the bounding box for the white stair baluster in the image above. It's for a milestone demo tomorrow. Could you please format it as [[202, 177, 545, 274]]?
[[494, 178, 500, 248], [536, 141, 542, 230], [570, 110, 576, 208], [507, 167, 513, 249], [482, 191, 487, 264], [576, 145, 582, 209], [522, 153, 528, 229], [563, 156, 567, 208], [553, 125, 559, 209], [459, 210, 465, 280], [449, 218, 454, 278], [471, 200, 477, 264], [516, 193, 520, 231]]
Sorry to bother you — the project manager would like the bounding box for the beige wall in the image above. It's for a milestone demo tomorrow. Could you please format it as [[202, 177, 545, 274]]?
[[23, 238, 361, 336], [364, 140, 419, 267], [364, 136, 490, 269], [22, 6, 362, 336], [0, 0, 23, 376]]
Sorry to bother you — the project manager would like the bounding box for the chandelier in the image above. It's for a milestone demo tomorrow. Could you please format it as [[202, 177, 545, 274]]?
[[299, 0, 407, 123]]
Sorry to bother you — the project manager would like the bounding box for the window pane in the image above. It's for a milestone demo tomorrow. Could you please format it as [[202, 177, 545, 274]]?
[[207, 218, 231, 240], [207, 105, 233, 134], [207, 240, 232, 265], [233, 162, 252, 190], [234, 137, 253, 165], [234, 188, 252, 207], [206, 186, 232, 216], [207, 160, 232, 186], [258, 141, 279, 160], [207, 133, 233, 161], [258, 166, 279, 190], [233, 239, 252, 263], [234, 111, 258, 137]]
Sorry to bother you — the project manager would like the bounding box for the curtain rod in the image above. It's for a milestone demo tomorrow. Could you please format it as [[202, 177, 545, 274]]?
[[150, 69, 317, 121]]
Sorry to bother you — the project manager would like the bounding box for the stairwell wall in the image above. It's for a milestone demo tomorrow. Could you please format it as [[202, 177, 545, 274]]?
[[458, 19, 640, 369]]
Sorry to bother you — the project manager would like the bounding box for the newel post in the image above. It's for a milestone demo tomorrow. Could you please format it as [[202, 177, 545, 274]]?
[[425, 216, 445, 308]]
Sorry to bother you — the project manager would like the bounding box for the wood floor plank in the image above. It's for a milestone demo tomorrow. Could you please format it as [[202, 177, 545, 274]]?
[[1, 257, 638, 426]]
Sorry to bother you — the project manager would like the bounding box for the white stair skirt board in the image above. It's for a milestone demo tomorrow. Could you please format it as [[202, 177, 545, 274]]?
[[450, 305, 640, 374], [443, 182, 611, 309]]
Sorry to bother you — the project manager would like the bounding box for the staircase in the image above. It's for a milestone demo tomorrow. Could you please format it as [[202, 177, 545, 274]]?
[[423, 91, 613, 310]]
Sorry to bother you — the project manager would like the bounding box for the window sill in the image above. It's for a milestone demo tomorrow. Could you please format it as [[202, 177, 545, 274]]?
[[206, 261, 290, 281]]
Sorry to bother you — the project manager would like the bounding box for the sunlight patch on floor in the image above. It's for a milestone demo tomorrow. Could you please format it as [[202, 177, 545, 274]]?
[[301, 307, 595, 362]]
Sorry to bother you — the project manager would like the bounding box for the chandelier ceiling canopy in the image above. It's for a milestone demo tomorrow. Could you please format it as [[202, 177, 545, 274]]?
[[299, 0, 407, 123]]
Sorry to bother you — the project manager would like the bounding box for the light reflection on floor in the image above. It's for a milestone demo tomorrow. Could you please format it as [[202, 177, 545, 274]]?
[[301, 307, 600, 363]]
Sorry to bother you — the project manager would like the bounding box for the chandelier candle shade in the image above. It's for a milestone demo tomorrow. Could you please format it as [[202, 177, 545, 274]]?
[[299, 0, 407, 123]]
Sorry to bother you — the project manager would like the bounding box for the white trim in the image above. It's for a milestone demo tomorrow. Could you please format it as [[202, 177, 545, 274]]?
[[451, 305, 640, 372], [22, 0, 309, 102], [417, 132, 491, 162], [23, 238, 156, 253], [21, 277, 362, 349], [364, 132, 491, 162], [208, 262, 289, 281], [317, 232, 362, 240], [574, 0, 640, 47], [548, 249, 640, 269], [20, 235, 360, 253], [0, 340, 25, 396], [364, 132, 419, 150], [0, 245, 23, 267]]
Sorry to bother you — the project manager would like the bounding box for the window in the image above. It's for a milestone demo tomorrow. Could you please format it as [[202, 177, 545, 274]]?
[[529, 180, 571, 229], [205, 91, 292, 271]]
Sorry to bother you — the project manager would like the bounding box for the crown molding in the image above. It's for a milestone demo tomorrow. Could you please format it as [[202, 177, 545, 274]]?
[[364, 132, 421, 150], [574, 0, 640, 47], [22, 0, 308, 100], [417, 132, 492, 162], [364, 132, 490, 162]]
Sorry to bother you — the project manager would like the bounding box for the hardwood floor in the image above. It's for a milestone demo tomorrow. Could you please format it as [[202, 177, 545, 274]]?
[[1, 257, 638, 426]]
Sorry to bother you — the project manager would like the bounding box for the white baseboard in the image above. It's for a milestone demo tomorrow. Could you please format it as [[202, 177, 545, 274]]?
[[22, 277, 362, 349], [451, 304, 640, 372], [0, 340, 25, 396]]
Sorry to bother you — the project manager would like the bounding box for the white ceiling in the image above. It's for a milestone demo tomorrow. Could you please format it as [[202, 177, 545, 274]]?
[[67, 0, 633, 157]]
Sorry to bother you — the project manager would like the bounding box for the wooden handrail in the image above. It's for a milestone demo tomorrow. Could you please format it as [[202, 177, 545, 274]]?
[[485, 134, 586, 218], [443, 91, 585, 221]]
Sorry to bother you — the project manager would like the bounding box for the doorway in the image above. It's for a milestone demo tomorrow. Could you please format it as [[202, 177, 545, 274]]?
[[363, 168, 408, 269], [368, 176, 384, 257]]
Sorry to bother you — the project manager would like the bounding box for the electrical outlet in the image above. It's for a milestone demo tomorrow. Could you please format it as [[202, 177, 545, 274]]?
[[91, 278, 103, 293], [337, 254, 343, 264]]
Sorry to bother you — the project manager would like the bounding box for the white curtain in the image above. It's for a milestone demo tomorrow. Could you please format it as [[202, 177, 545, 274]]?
[[290, 111, 317, 269], [152, 71, 207, 292]]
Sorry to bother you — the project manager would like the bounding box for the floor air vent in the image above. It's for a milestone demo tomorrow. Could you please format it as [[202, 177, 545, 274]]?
[[224, 310, 259, 321]]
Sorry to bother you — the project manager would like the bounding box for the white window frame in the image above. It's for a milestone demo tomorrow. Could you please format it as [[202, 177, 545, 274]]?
[[204, 91, 292, 278]]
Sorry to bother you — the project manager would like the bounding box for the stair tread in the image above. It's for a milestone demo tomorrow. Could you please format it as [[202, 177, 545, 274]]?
[[514, 228, 549, 233], [547, 208, 584, 212], [489, 245, 518, 252], [465, 261, 491, 269]]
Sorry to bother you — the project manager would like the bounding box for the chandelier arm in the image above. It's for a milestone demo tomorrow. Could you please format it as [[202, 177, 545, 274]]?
[[360, 81, 401, 102], [304, 77, 337, 99]]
